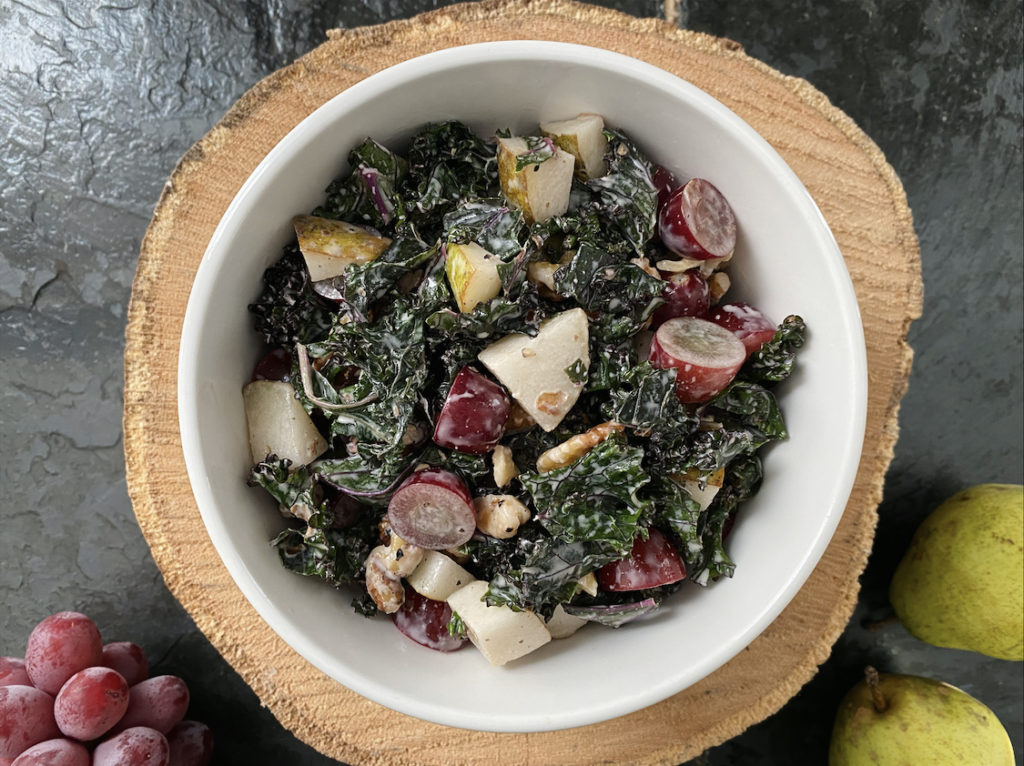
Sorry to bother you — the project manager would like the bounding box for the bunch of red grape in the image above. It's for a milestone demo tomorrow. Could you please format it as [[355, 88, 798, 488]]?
[[0, 612, 213, 766]]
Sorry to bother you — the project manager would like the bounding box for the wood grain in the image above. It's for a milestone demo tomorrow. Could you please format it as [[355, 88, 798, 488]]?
[[123, 1, 922, 763]]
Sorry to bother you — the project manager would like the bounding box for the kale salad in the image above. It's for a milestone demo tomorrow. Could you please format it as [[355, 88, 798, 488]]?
[[242, 114, 806, 665]]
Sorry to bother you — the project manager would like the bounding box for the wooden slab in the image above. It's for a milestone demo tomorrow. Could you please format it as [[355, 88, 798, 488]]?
[[123, 1, 922, 763]]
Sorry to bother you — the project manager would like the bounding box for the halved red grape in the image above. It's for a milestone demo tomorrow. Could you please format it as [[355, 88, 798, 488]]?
[[708, 302, 777, 356], [651, 164, 678, 214], [596, 529, 686, 591], [432, 367, 510, 454], [11, 738, 90, 766], [166, 721, 213, 766], [651, 269, 710, 328], [53, 667, 129, 741], [393, 587, 467, 653], [101, 642, 149, 688], [24, 613, 103, 697], [387, 469, 476, 549], [0, 686, 59, 759], [250, 347, 291, 382], [649, 317, 746, 403], [0, 659, 30, 689], [658, 178, 737, 260], [112, 676, 189, 735], [93, 728, 169, 766]]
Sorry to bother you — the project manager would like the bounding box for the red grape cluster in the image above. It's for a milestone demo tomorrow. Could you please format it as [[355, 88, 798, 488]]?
[[0, 612, 213, 766]]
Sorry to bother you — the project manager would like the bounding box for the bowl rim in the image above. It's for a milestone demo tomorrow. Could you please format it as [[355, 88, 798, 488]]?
[[177, 40, 867, 732]]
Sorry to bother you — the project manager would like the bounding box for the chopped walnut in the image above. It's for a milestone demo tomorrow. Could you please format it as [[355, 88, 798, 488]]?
[[708, 271, 731, 303], [474, 495, 531, 539], [536, 421, 625, 473], [364, 546, 405, 614], [492, 445, 519, 488]]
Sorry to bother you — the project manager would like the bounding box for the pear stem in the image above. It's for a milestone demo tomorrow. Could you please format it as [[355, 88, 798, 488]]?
[[865, 666, 887, 713]]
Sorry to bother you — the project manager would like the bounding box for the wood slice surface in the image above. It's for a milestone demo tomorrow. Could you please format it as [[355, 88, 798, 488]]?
[[123, 1, 922, 763]]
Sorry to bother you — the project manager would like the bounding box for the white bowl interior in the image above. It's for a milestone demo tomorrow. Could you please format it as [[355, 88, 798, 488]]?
[[178, 42, 866, 732]]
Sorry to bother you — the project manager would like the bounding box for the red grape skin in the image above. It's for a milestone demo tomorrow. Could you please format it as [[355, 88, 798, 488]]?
[[166, 721, 213, 766], [92, 728, 170, 766], [24, 613, 103, 697], [250, 347, 291, 382], [597, 529, 686, 592], [0, 686, 60, 759], [651, 269, 710, 328], [432, 366, 510, 454], [112, 676, 189, 735], [651, 164, 678, 214], [393, 587, 467, 653], [10, 738, 90, 766], [707, 302, 777, 356], [0, 659, 30, 689], [100, 643, 149, 688], [53, 667, 129, 741]]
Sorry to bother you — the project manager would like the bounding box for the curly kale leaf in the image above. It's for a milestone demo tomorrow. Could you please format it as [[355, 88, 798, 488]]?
[[443, 200, 526, 260], [425, 283, 550, 342], [305, 298, 427, 453], [520, 435, 651, 554], [554, 242, 663, 328], [248, 457, 318, 511], [682, 427, 768, 474], [271, 506, 378, 587], [406, 121, 498, 230], [248, 246, 335, 346], [708, 380, 788, 440], [485, 538, 621, 618], [514, 135, 558, 171], [585, 129, 658, 256], [741, 315, 807, 383], [646, 474, 702, 562], [339, 236, 436, 320], [314, 138, 409, 228]]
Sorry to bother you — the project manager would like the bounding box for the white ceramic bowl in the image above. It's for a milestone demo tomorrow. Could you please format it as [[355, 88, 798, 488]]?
[[178, 41, 866, 733]]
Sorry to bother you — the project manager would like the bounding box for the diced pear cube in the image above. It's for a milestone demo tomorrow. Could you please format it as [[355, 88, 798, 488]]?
[[293, 214, 391, 281], [545, 604, 588, 639], [497, 137, 575, 224], [477, 308, 589, 432], [540, 113, 608, 180], [446, 581, 551, 666], [673, 467, 726, 512], [445, 242, 502, 313], [242, 380, 328, 466], [406, 551, 475, 602]]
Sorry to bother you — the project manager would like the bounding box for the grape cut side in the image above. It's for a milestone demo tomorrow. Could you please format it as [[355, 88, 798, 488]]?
[[650, 317, 747, 403]]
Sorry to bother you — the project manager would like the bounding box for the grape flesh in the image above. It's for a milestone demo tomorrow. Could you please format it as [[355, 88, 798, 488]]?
[[10, 738, 90, 766], [658, 178, 737, 260], [0, 686, 59, 759], [53, 667, 129, 741], [387, 469, 476, 549], [649, 317, 746, 403], [24, 613, 103, 697], [100, 643, 149, 688], [92, 728, 170, 766], [113, 676, 189, 735], [166, 721, 213, 766]]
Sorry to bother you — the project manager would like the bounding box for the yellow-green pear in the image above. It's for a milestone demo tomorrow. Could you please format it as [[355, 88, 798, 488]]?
[[829, 668, 1014, 765], [890, 483, 1024, 660]]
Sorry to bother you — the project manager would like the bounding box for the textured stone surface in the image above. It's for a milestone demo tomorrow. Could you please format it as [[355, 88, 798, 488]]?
[[0, 1, 1020, 764]]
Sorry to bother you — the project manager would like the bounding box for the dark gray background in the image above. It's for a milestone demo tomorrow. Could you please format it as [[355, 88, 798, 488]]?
[[1, 0, 1021, 763]]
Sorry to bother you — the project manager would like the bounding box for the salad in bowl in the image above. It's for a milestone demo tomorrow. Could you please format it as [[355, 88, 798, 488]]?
[[241, 113, 805, 667]]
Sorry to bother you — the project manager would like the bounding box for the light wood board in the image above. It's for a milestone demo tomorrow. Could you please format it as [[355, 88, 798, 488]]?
[[123, 1, 923, 763]]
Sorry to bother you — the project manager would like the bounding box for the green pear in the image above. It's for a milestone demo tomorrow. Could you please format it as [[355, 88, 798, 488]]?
[[890, 483, 1023, 660], [829, 668, 1014, 765]]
